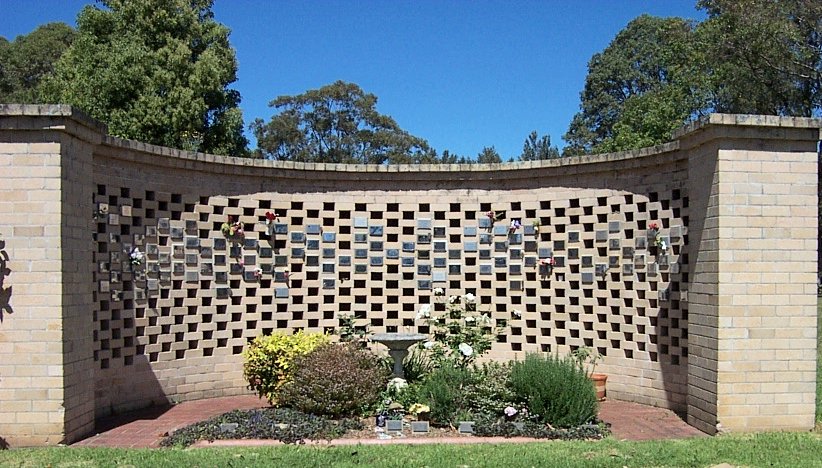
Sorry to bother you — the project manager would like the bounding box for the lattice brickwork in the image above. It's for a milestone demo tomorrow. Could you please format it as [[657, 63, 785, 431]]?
[[91, 183, 690, 406]]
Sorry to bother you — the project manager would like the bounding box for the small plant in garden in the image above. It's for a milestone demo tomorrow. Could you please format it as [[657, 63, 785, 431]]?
[[337, 312, 367, 344], [509, 352, 598, 428], [278, 343, 390, 418], [416, 289, 495, 368], [242, 331, 329, 405], [413, 364, 475, 426], [571, 346, 603, 376], [401, 346, 433, 382]]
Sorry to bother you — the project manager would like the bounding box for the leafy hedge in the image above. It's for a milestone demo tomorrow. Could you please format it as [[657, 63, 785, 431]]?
[[509, 352, 598, 427], [278, 343, 390, 418], [242, 331, 329, 404]]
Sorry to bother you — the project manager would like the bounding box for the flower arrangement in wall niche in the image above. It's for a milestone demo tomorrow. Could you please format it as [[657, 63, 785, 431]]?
[[416, 289, 496, 368], [221, 215, 245, 241], [508, 219, 522, 235], [485, 210, 505, 225], [538, 257, 555, 279], [648, 222, 667, 252], [264, 211, 279, 236], [128, 247, 144, 266], [531, 219, 541, 234]]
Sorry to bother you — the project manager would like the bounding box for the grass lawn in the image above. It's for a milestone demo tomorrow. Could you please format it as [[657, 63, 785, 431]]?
[[1, 433, 821, 468]]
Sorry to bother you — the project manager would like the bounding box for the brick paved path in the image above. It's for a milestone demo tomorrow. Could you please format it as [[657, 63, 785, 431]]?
[[72, 395, 705, 448]]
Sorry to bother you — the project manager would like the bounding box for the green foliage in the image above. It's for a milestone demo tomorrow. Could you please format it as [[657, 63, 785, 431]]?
[[0, 23, 76, 103], [567, 3, 822, 155], [509, 353, 598, 428], [472, 414, 609, 440], [417, 291, 496, 369], [697, 0, 822, 117], [519, 131, 560, 160], [160, 407, 362, 447], [564, 15, 707, 155], [461, 361, 517, 417], [251, 80, 436, 164], [242, 331, 329, 405], [570, 346, 604, 375], [336, 313, 367, 344], [8, 432, 822, 467], [476, 146, 502, 164], [39, 0, 248, 156], [412, 364, 475, 426], [401, 346, 434, 383], [278, 343, 390, 418]]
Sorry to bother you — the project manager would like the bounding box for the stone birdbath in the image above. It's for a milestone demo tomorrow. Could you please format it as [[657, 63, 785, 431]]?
[[370, 333, 428, 379]]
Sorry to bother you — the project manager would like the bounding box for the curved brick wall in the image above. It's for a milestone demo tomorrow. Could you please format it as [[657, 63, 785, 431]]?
[[0, 105, 818, 445]]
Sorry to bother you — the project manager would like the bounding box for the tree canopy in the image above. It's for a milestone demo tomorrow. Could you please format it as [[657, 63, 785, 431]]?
[[520, 131, 560, 160], [0, 22, 76, 103], [565, 1, 822, 155], [564, 15, 707, 155], [697, 0, 821, 116], [476, 146, 503, 164], [251, 81, 437, 164], [39, 0, 247, 156]]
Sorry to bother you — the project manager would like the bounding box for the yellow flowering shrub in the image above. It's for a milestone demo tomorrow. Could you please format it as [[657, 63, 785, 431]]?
[[242, 331, 329, 404]]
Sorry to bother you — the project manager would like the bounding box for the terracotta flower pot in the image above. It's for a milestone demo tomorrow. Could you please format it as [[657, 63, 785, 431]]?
[[590, 373, 607, 401]]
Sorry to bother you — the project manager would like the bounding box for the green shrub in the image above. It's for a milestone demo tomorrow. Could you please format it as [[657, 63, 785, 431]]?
[[278, 343, 390, 418], [242, 331, 329, 404], [413, 365, 475, 426], [463, 361, 517, 417], [509, 353, 598, 427], [402, 346, 433, 383]]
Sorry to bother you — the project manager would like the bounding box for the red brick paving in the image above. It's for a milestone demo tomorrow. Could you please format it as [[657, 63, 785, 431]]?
[[72, 395, 266, 448], [71, 395, 706, 448], [599, 400, 706, 441]]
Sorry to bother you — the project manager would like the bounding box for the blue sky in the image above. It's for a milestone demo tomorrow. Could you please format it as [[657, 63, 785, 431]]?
[[0, 1, 705, 158]]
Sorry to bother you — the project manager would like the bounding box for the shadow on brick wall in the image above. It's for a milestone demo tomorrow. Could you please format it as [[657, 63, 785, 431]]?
[[0, 235, 13, 323], [94, 354, 170, 420]]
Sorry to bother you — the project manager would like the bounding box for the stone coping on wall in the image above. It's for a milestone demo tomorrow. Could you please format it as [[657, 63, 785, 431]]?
[[5, 104, 819, 176]]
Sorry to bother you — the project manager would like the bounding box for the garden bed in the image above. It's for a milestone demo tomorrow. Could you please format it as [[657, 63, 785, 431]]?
[[160, 407, 610, 447]]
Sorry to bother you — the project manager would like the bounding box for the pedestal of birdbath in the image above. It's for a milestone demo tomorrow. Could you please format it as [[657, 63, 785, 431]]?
[[370, 333, 428, 379]]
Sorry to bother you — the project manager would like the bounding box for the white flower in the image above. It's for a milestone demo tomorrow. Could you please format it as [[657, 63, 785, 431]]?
[[129, 247, 144, 265], [448, 295, 459, 304], [433, 287, 445, 296], [504, 406, 518, 417], [464, 316, 476, 324], [416, 304, 432, 320], [659, 240, 668, 251], [423, 341, 435, 349], [463, 293, 476, 304], [512, 309, 522, 318], [458, 342, 473, 357], [387, 377, 408, 391]]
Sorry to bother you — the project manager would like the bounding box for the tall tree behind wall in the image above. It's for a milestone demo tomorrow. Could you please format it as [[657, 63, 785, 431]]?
[[39, 0, 248, 156], [0, 23, 76, 103], [563, 15, 708, 155], [697, 0, 822, 117], [251, 81, 437, 164]]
